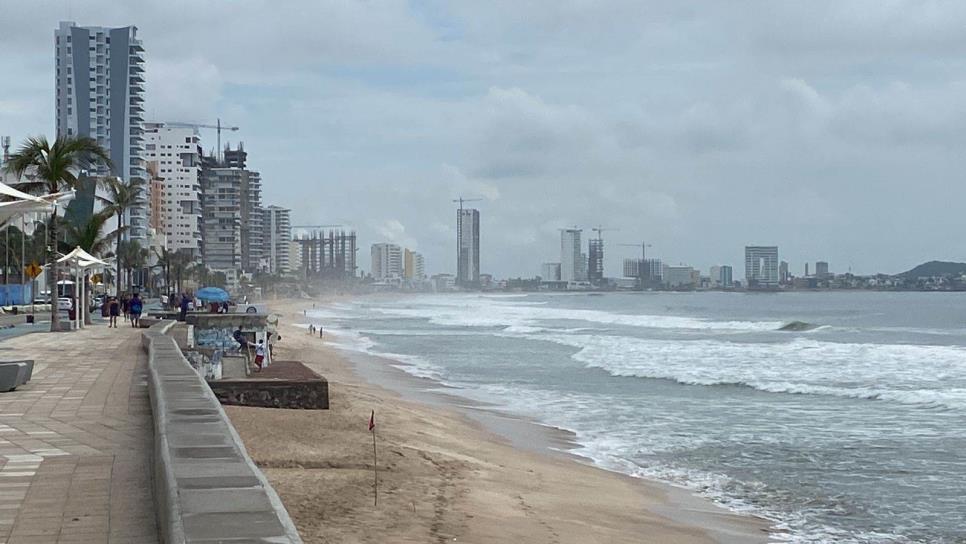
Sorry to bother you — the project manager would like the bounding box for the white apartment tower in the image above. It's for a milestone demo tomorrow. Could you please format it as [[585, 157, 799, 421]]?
[[371, 243, 403, 280], [143, 123, 202, 255], [265, 205, 292, 274], [745, 246, 779, 289], [560, 228, 584, 282], [55, 21, 147, 241]]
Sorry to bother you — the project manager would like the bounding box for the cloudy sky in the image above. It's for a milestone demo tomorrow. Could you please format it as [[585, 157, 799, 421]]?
[[2, 1, 965, 277]]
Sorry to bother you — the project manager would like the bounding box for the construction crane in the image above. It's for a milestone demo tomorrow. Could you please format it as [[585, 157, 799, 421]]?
[[452, 197, 482, 214], [619, 241, 653, 289], [592, 225, 618, 241], [165, 118, 239, 162]]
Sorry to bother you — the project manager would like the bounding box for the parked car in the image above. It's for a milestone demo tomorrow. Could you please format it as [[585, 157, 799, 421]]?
[[57, 298, 73, 311]]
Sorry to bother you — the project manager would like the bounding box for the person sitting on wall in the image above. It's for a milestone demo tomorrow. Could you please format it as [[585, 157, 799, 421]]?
[[233, 326, 249, 351]]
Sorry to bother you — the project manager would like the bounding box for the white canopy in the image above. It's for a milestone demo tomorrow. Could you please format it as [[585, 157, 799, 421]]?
[[0, 180, 47, 202], [0, 185, 75, 224], [58, 246, 109, 268]]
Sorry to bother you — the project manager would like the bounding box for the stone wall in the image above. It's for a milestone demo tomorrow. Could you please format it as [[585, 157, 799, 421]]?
[[209, 360, 329, 410], [141, 321, 303, 543]]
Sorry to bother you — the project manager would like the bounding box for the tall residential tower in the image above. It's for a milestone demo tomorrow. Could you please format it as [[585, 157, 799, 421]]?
[[560, 228, 586, 282], [745, 246, 779, 289], [55, 21, 147, 240], [264, 205, 292, 274], [457, 208, 480, 286], [143, 123, 203, 256]]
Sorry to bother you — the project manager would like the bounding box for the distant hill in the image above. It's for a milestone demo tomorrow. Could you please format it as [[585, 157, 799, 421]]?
[[898, 261, 966, 278]]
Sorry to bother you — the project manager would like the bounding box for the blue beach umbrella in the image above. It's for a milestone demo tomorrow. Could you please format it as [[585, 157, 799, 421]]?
[[196, 287, 230, 302]]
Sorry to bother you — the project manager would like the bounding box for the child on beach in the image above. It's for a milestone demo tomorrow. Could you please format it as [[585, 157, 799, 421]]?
[[254, 340, 265, 372]]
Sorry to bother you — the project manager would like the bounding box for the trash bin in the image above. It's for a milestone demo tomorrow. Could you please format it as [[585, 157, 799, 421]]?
[[68, 308, 76, 321]]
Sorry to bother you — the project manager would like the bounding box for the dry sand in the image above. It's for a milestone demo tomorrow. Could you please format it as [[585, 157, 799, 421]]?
[[226, 298, 773, 544]]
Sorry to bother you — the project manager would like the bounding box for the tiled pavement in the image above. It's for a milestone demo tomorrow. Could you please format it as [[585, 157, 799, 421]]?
[[0, 323, 159, 543]]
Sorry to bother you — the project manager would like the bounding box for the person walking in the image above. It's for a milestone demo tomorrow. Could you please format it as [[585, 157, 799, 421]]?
[[129, 293, 143, 328], [253, 340, 266, 372], [179, 293, 189, 322], [121, 295, 130, 322], [108, 297, 120, 328]]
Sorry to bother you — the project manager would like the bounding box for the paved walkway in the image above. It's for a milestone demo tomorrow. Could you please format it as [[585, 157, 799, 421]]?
[[0, 322, 158, 543]]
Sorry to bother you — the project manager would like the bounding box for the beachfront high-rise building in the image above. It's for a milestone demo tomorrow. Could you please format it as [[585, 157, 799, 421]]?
[[710, 265, 721, 287], [588, 238, 604, 284], [457, 209, 480, 287], [293, 228, 357, 280], [200, 145, 264, 274], [560, 228, 584, 282], [371, 243, 403, 280], [55, 21, 147, 241], [645, 259, 663, 283], [143, 123, 203, 256], [815, 261, 830, 279], [404, 249, 425, 280], [665, 266, 697, 288], [745, 246, 779, 289], [542, 262, 562, 281], [264, 205, 292, 274], [779, 260, 790, 285], [622, 258, 639, 279], [720, 265, 734, 287]]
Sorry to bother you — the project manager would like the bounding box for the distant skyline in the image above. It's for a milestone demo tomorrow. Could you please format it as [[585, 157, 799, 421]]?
[[3, 2, 966, 276]]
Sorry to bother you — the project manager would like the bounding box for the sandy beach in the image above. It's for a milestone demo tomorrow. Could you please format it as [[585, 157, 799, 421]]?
[[226, 298, 772, 543]]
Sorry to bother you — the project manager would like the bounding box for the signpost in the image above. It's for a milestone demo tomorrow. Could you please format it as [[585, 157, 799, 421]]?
[[25, 263, 41, 323]]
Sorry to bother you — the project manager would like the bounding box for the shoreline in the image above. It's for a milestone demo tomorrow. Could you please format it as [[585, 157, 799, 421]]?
[[226, 296, 774, 543]]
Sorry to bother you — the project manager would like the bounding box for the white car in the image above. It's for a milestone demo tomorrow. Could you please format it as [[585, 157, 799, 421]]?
[[57, 298, 73, 311]]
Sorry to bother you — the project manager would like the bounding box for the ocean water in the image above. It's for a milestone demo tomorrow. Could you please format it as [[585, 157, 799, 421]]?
[[307, 292, 966, 543]]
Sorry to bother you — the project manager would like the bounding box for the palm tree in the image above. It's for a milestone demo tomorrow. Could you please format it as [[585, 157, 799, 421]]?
[[117, 240, 149, 293], [65, 211, 117, 325], [99, 177, 145, 296], [153, 247, 192, 297], [2, 135, 111, 331]]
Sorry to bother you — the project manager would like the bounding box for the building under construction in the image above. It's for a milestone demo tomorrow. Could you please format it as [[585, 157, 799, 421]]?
[[588, 238, 604, 285], [293, 228, 357, 280]]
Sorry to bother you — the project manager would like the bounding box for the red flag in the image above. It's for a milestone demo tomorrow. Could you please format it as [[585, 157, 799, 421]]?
[[368, 410, 375, 432]]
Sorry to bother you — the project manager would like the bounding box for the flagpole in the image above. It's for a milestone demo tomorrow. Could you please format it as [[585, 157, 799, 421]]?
[[370, 410, 378, 507]]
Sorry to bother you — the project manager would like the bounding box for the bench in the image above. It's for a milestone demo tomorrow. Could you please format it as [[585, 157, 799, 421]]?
[[0, 361, 32, 392], [0, 360, 34, 383]]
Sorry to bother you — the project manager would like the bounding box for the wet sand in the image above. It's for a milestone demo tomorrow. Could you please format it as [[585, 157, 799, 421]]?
[[225, 298, 773, 543]]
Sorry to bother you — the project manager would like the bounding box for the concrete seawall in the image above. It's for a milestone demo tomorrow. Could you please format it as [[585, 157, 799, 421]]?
[[142, 320, 303, 543]]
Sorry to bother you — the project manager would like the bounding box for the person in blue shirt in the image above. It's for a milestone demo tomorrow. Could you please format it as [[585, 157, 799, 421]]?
[[179, 293, 190, 321], [129, 293, 143, 328]]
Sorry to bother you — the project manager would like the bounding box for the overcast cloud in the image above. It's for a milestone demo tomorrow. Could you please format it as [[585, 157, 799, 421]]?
[[2, 1, 966, 277]]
